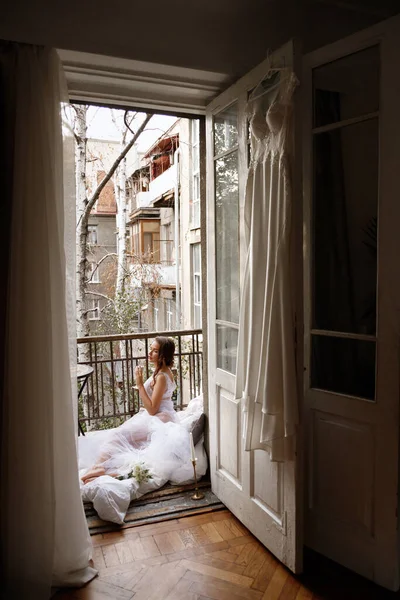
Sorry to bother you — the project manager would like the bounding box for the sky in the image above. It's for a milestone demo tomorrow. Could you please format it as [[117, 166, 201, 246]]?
[[86, 106, 178, 153]]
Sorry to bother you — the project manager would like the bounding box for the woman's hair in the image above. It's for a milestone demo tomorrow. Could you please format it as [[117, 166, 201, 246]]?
[[153, 336, 175, 382]]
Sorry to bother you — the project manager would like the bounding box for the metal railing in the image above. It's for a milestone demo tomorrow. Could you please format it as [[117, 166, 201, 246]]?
[[77, 329, 202, 432]]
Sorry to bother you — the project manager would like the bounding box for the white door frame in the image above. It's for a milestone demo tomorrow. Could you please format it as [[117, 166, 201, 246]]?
[[61, 39, 304, 573]]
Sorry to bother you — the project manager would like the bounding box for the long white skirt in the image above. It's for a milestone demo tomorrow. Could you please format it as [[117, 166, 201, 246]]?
[[93, 409, 192, 482]]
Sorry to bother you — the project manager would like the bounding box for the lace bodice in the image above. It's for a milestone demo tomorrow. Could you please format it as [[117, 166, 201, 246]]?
[[247, 70, 298, 164], [143, 371, 176, 415]]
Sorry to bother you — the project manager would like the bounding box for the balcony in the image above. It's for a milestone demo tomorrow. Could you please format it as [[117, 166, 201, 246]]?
[[159, 264, 176, 286], [149, 165, 176, 205], [77, 328, 202, 432], [135, 190, 152, 208]]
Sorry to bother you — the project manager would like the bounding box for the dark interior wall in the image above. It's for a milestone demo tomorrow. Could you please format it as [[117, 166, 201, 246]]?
[[0, 52, 15, 383], [0, 0, 398, 78]]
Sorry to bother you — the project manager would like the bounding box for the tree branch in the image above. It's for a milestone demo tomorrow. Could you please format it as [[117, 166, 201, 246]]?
[[83, 308, 99, 316], [86, 252, 118, 283], [84, 290, 115, 306], [78, 113, 153, 229], [124, 110, 138, 136]]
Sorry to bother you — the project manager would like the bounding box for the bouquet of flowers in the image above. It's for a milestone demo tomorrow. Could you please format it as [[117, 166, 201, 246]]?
[[116, 461, 152, 484]]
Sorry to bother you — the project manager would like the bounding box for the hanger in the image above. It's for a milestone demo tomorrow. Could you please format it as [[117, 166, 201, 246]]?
[[248, 52, 289, 103]]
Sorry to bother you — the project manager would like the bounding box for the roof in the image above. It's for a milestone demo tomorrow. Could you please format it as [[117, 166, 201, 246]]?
[[144, 134, 179, 159], [152, 190, 175, 208]]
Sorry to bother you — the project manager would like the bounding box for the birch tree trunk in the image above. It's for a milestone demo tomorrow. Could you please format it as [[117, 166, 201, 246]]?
[[115, 157, 127, 300], [74, 105, 90, 340]]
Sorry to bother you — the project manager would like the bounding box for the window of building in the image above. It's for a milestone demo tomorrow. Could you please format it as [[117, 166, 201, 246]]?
[[148, 136, 179, 180], [191, 120, 200, 229], [131, 223, 139, 256], [162, 222, 173, 264], [192, 243, 202, 328], [131, 219, 160, 262], [88, 224, 98, 245], [166, 298, 174, 330], [153, 301, 159, 331], [89, 262, 100, 283], [89, 298, 100, 320]]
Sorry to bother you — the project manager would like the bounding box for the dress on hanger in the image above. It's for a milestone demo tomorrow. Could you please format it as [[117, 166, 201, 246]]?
[[235, 69, 299, 462]]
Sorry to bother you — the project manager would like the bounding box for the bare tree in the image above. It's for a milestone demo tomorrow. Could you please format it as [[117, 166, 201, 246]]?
[[73, 108, 153, 339]]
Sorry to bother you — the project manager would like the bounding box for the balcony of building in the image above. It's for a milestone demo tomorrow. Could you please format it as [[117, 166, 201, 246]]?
[[149, 165, 175, 207], [135, 190, 152, 208]]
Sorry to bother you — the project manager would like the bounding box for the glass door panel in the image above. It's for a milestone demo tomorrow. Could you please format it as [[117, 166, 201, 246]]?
[[214, 103, 240, 374], [310, 45, 379, 401]]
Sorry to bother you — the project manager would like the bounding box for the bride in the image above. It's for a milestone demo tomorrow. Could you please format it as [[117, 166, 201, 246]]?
[[81, 336, 181, 484]]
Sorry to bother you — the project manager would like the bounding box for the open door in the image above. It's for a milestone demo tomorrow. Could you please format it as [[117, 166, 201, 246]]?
[[303, 15, 400, 590], [205, 40, 303, 573]]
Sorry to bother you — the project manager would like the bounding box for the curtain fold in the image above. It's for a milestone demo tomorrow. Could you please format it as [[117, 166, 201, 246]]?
[[0, 43, 96, 599]]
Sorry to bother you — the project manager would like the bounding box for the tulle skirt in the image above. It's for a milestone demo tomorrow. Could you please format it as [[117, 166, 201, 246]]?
[[95, 409, 192, 482]]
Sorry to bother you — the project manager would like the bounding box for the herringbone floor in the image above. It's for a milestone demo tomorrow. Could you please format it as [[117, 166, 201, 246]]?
[[54, 509, 394, 599]]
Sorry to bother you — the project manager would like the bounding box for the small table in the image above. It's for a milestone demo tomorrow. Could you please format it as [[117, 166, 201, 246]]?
[[77, 364, 94, 436]]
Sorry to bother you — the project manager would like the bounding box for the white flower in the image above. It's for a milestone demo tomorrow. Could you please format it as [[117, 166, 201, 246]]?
[[116, 461, 152, 483]]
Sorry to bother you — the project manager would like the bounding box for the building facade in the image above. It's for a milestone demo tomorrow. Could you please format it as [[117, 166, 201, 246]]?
[[127, 118, 202, 333]]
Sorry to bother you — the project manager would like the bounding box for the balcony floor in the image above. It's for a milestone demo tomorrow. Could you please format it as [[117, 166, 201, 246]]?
[[85, 480, 223, 535], [53, 510, 398, 600]]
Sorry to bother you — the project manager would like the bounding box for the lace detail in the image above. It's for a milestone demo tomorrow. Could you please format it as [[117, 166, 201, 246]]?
[[246, 69, 298, 166], [144, 371, 176, 415]]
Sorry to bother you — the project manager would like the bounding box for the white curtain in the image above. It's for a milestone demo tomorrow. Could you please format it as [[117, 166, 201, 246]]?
[[0, 44, 97, 599], [235, 71, 299, 462]]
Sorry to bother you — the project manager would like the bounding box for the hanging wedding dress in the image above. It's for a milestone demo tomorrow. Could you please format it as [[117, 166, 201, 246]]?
[[235, 70, 299, 462]]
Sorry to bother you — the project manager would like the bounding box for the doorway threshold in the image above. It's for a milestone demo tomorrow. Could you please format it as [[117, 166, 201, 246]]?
[[85, 479, 225, 535]]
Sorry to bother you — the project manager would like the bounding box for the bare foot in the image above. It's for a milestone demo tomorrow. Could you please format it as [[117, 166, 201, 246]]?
[[81, 465, 106, 483], [83, 476, 101, 484]]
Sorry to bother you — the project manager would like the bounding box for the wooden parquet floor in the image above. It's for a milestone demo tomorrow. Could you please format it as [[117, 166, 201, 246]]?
[[53, 509, 395, 600]]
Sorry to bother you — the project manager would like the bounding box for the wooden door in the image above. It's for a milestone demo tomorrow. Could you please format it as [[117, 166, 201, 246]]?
[[206, 40, 303, 573], [303, 14, 400, 590]]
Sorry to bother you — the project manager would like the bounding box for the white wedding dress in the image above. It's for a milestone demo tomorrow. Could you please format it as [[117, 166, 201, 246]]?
[[84, 371, 191, 479], [235, 70, 299, 462]]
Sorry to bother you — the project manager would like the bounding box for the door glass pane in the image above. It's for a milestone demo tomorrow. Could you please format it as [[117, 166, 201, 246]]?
[[311, 335, 376, 400], [214, 104, 238, 155], [194, 275, 201, 303], [313, 118, 378, 335], [193, 243, 201, 272], [194, 305, 201, 329], [215, 151, 239, 323], [217, 325, 238, 374], [153, 236, 160, 262], [313, 45, 379, 128], [193, 143, 199, 167], [143, 232, 152, 253], [193, 174, 200, 200]]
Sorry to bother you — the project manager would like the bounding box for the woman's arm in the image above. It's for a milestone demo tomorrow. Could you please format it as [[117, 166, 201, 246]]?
[[135, 368, 167, 416]]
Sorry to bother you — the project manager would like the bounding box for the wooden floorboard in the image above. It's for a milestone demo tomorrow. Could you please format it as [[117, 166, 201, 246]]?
[[53, 509, 400, 599]]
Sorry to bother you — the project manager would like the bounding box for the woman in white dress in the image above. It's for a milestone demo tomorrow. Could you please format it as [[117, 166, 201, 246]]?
[[81, 336, 178, 483]]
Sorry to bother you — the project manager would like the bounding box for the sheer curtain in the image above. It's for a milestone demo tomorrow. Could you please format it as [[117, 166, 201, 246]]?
[[0, 43, 96, 599]]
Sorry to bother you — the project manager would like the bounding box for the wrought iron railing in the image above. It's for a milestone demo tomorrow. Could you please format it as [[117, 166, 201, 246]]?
[[77, 329, 202, 432]]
